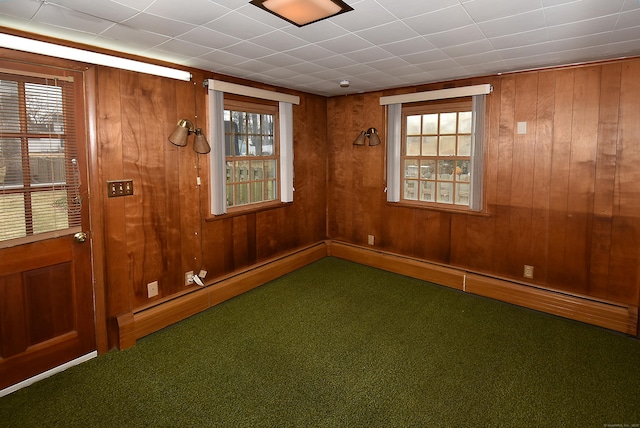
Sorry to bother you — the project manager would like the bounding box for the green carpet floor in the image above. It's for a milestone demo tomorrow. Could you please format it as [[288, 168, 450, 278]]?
[[1, 257, 639, 427]]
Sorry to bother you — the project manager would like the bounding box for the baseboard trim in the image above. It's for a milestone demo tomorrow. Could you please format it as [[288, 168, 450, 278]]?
[[0, 351, 97, 398], [117, 241, 328, 349], [328, 241, 638, 336]]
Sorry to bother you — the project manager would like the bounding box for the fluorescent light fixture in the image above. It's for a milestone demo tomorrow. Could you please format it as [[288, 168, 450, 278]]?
[[249, 0, 353, 27], [0, 33, 192, 81]]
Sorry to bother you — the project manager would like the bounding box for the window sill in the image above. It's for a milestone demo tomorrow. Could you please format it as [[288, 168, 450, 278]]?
[[206, 201, 292, 221], [386, 201, 491, 217]]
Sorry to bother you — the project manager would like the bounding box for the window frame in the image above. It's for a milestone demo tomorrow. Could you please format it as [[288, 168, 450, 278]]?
[[223, 96, 281, 213], [400, 97, 474, 211], [0, 71, 83, 246]]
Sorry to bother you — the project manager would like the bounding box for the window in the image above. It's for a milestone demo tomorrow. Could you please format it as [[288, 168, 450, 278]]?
[[207, 79, 298, 216], [382, 84, 490, 212], [224, 99, 279, 208], [402, 99, 472, 207], [0, 72, 81, 246]]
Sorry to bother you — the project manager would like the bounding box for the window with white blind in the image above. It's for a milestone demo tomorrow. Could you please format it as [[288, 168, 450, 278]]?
[[0, 72, 81, 246], [207, 79, 298, 216], [382, 84, 491, 212]]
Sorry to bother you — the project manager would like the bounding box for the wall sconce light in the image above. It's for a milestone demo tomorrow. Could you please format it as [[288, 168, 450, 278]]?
[[169, 119, 211, 154], [249, 0, 354, 27], [353, 127, 381, 146]]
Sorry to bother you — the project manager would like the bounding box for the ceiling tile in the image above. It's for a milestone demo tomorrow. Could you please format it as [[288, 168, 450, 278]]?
[[548, 32, 614, 52], [285, 44, 336, 62], [355, 20, 419, 46], [34, 3, 114, 34], [226, 41, 277, 59], [374, 0, 460, 19], [616, 7, 640, 29], [123, 12, 196, 37], [489, 28, 549, 50], [258, 52, 306, 68], [498, 42, 550, 59], [548, 15, 618, 39], [380, 37, 436, 56], [310, 55, 358, 70], [477, 10, 547, 38], [101, 23, 171, 48], [112, 0, 156, 10], [441, 39, 494, 57], [426, 25, 486, 49], [249, 30, 308, 52], [40, 0, 140, 23], [281, 21, 348, 43], [455, 50, 504, 66], [544, 0, 626, 26], [317, 33, 374, 54], [205, 11, 277, 40], [399, 49, 450, 64], [197, 49, 249, 68], [239, 3, 291, 29], [330, 0, 396, 32], [177, 27, 242, 50], [0, 0, 40, 19], [344, 46, 394, 63], [145, 0, 231, 25], [404, 5, 475, 35], [462, 0, 544, 22], [152, 38, 212, 58], [610, 26, 640, 43]]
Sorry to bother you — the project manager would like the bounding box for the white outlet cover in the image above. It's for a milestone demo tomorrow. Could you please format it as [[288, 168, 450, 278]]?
[[517, 121, 527, 135], [147, 281, 159, 298]]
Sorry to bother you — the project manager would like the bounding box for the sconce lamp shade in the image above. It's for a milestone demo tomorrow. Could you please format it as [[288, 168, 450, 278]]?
[[353, 130, 366, 146], [367, 128, 381, 146], [169, 119, 210, 153], [250, 0, 353, 27], [353, 127, 381, 146], [169, 119, 194, 147], [192, 128, 211, 154]]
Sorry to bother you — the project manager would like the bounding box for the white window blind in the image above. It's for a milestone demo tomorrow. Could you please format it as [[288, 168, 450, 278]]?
[[0, 72, 81, 245]]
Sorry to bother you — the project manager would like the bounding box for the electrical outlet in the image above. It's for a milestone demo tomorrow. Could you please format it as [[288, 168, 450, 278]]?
[[523, 265, 534, 279], [185, 271, 194, 286], [198, 269, 207, 279], [368, 235, 375, 245], [147, 281, 159, 298]]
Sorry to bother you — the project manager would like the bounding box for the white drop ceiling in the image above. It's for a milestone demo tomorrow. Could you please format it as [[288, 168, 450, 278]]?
[[0, 0, 639, 96]]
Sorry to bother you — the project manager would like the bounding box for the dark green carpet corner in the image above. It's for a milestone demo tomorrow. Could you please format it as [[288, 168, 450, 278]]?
[[1, 257, 639, 427]]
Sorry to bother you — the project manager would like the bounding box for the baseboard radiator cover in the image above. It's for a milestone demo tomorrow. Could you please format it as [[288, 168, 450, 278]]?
[[117, 241, 328, 349], [328, 241, 638, 336]]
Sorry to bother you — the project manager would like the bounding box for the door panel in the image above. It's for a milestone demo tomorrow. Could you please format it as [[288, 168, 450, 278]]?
[[0, 236, 95, 389]]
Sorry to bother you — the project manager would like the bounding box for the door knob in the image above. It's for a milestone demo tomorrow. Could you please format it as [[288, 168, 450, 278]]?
[[74, 232, 88, 243]]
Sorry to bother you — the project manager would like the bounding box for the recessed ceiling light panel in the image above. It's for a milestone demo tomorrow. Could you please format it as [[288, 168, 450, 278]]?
[[250, 0, 353, 27]]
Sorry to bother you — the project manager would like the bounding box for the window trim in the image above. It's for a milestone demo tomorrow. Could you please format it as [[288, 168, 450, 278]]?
[[401, 98, 473, 210], [223, 98, 280, 212]]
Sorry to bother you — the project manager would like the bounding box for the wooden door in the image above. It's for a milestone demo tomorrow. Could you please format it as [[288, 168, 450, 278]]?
[[0, 62, 95, 391]]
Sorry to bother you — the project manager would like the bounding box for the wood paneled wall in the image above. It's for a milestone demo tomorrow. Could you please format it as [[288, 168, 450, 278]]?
[[94, 68, 327, 348], [327, 58, 640, 312]]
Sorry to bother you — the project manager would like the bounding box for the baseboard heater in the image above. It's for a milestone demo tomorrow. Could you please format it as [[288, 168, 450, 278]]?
[[117, 241, 328, 349], [328, 241, 638, 336]]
